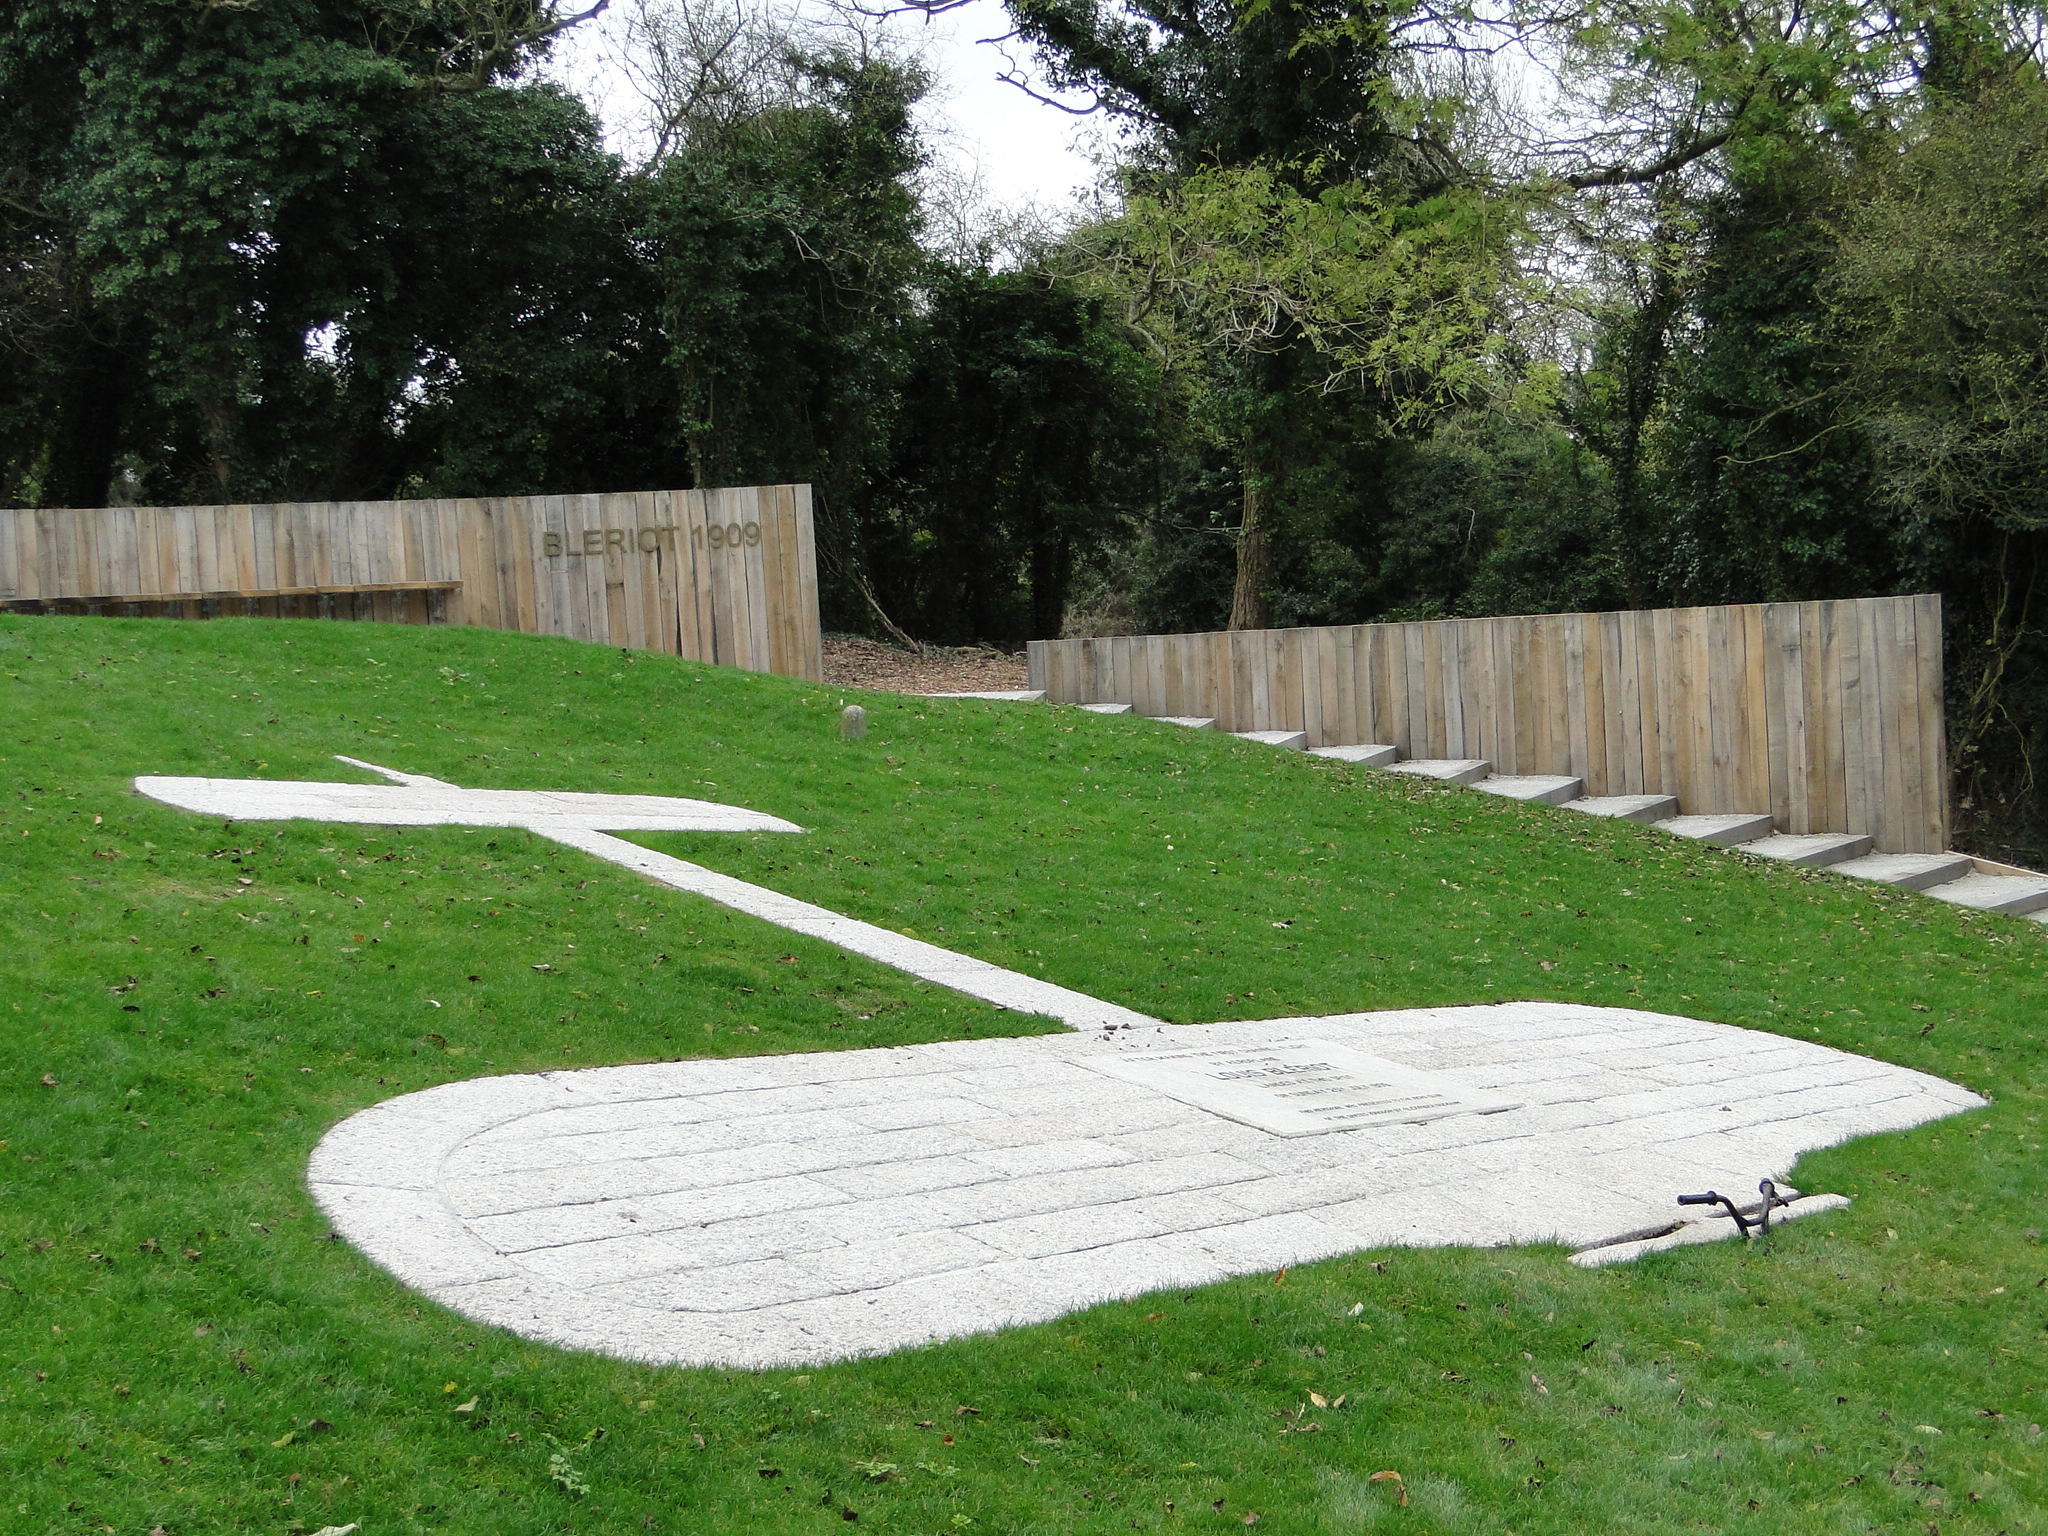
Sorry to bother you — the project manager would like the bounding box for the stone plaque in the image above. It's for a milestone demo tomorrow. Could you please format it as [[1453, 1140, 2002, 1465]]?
[[1085, 1039, 1521, 1137]]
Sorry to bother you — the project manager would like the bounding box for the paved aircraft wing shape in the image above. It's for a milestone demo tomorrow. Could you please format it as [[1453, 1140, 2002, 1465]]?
[[135, 755, 802, 834]]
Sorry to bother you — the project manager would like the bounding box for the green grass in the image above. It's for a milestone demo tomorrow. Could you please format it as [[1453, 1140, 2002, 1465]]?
[[3, 613, 2045, 1536]]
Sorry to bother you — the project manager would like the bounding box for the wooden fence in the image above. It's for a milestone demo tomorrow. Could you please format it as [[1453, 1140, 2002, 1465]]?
[[1029, 595, 1949, 854], [0, 486, 822, 681]]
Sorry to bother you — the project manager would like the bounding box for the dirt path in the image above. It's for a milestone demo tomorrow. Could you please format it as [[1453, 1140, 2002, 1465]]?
[[821, 635, 1029, 696]]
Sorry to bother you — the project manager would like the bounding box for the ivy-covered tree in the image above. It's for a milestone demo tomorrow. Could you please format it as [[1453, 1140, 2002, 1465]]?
[[638, 48, 929, 628], [0, 0, 625, 507], [874, 264, 1160, 645]]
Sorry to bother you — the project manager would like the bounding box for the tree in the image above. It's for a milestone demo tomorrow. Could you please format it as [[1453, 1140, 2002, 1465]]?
[[1069, 160, 1529, 627], [1825, 67, 2048, 859], [876, 264, 1160, 644], [0, 0, 619, 507], [638, 45, 930, 630]]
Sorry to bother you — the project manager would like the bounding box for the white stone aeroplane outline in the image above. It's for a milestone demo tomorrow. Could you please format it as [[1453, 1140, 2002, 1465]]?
[[135, 759, 1986, 1368]]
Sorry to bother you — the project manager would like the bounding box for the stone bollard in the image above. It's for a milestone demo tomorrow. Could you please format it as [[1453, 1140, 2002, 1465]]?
[[840, 704, 867, 741]]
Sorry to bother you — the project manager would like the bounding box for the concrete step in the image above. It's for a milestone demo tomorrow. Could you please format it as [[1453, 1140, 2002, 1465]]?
[[1077, 702, 1132, 715], [1739, 832, 1874, 868], [1653, 812, 1776, 846], [1384, 758, 1491, 786], [1921, 872, 2048, 915], [1831, 852, 1976, 891], [1475, 775, 1584, 806], [1231, 729, 1307, 749], [920, 689, 1044, 702], [1307, 743, 1400, 766], [1563, 794, 1680, 823], [1152, 715, 1216, 729]]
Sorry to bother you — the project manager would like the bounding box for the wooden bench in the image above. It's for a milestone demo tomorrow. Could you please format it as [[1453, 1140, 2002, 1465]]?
[[2, 580, 461, 622]]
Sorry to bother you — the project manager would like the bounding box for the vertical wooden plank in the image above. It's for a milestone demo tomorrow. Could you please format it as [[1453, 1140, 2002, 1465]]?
[[1826, 606, 1859, 843], [1305, 624, 1335, 747], [666, 490, 702, 662], [1158, 632, 1184, 719], [1733, 602, 1768, 818], [506, 494, 535, 637], [1563, 613, 1591, 787], [0, 509, 22, 600], [751, 485, 783, 671], [1763, 601, 1797, 833], [791, 484, 822, 681], [1614, 610, 1646, 795], [717, 486, 752, 666], [737, 487, 770, 667], [1380, 623, 1409, 753], [759, 485, 796, 674], [1916, 592, 1950, 852], [1814, 601, 1846, 838], [1271, 628, 1299, 734], [1400, 622, 1428, 756], [711, 488, 745, 665], [696, 486, 728, 664], [1858, 596, 1893, 847], [1870, 595, 1910, 852]]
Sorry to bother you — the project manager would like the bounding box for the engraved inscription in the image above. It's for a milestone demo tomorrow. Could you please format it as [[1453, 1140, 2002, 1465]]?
[[540, 521, 763, 558], [1084, 1039, 1521, 1137], [541, 525, 681, 558]]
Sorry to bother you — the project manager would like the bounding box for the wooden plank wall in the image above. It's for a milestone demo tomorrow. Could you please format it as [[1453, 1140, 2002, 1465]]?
[[0, 486, 823, 682], [1028, 596, 1949, 853]]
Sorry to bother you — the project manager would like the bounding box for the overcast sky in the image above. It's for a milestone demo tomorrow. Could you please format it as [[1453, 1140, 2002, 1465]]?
[[550, 0, 1109, 210]]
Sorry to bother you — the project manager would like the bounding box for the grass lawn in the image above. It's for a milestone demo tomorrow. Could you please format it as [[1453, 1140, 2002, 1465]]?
[[3, 613, 2045, 1536]]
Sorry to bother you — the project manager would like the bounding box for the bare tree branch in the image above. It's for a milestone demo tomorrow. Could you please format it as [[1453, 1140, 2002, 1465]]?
[[1561, 128, 1733, 189]]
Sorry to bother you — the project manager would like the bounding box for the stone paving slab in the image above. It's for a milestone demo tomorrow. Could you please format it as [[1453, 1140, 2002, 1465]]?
[[1831, 852, 1976, 890], [1306, 744, 1400, 765], [1383, 758, 1491, 785], [1739, 832, 1874, 867], [1922, 872, 2048, 914], [1474, 775, 1583, 806], [1563, 794, 1680, 822], [312, 1002, 1984, 1369], [1654, 812, 1776, 845]]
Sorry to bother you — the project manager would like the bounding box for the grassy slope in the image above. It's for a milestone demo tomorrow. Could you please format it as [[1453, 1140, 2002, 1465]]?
[[2, 613, 2044, 1536]]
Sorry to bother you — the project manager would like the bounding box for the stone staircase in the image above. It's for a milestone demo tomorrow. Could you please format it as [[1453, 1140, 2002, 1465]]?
[[1321, 742, 2048, 919], [923, 693, 2048, 922]]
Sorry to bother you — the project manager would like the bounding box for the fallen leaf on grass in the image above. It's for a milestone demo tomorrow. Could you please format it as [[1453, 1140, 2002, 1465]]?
[[1531, 1374, 1550, 1396], [454, 1397, 479, 1413], [1369, 1470, 1410, 1506], [308, 1525, 359, 1536]]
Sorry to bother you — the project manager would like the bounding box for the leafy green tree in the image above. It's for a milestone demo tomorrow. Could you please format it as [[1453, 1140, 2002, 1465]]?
[[639, 48, 929, 629], [1069, 159, 1530, 627], [994, 0, 1495, 629], [1824, 68, 2048, 858], [874, 264, 1160, 644], [0, 0, 624, 507]]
